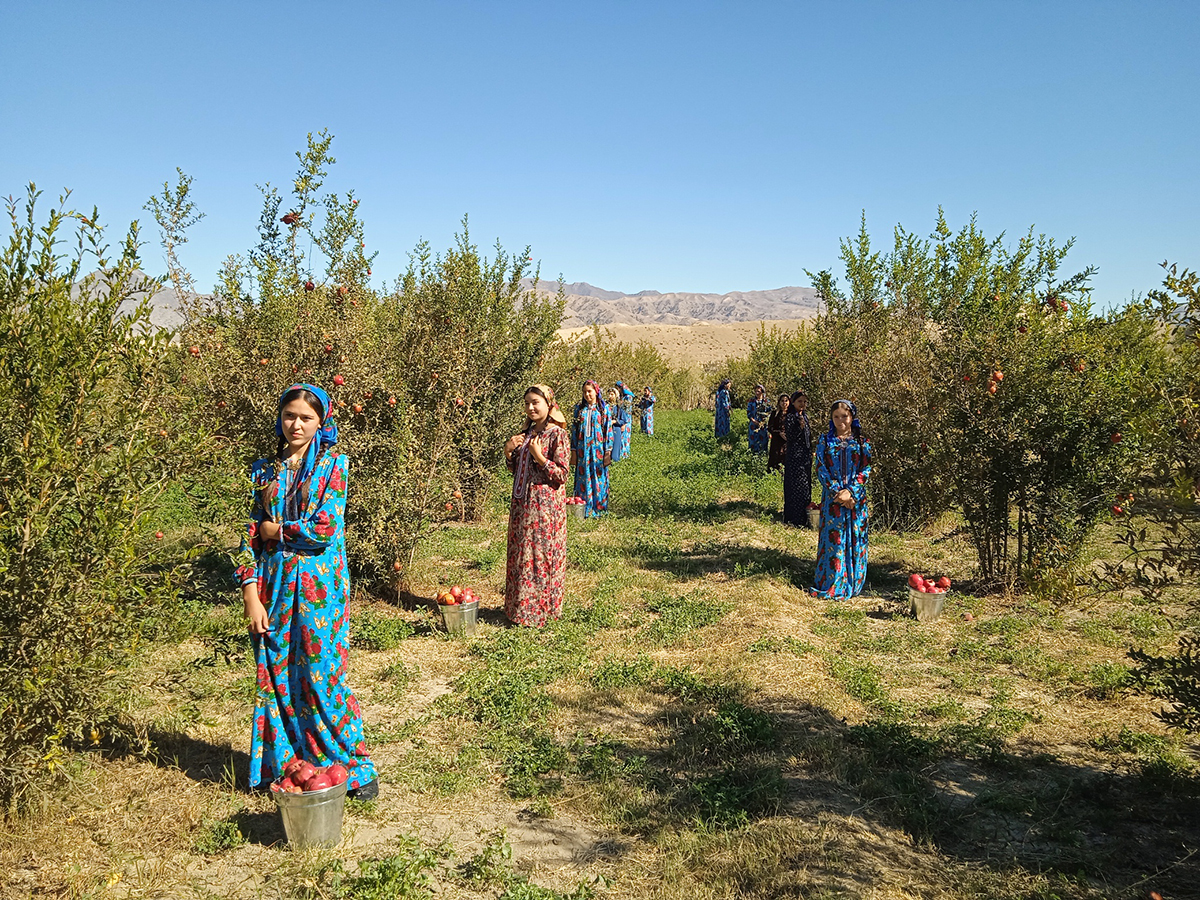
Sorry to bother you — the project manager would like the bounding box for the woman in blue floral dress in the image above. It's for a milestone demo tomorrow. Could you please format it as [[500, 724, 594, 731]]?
[[746, 384, 770, 454], [638, 386, 657, 435], [235, 383, 378, 798], [608, 387, 630, 462], [571, 380, 612, 516], [715, 379, 732, 438], [811, 400, 873, 600]]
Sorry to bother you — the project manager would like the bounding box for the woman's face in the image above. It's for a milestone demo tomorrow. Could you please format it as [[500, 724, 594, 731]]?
[[525, 392, 549, 424], [832, 405, 853, 435], [777, 395, 788, 411], [607, 389, 618, 406], [792, 395, 808, 413], [643, 387, 651, 397], [754, 386, 764, 400], [583, 383, 598, 405], [281, 398, 322, 449]]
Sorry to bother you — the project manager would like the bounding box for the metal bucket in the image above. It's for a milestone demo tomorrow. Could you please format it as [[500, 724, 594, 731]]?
[[807, 508, 821, 529], [438, 599, 479, 637], [570, 503, 586, 521], [273, 780, 347, 848], [909, 587, 945, 623]]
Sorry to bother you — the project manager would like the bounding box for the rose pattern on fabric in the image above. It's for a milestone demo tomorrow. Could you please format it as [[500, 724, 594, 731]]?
[[232, 451, 377, 790], [810, 434, 873, 599], [571, 402, 611, 517], [505, 424, 569, 627]]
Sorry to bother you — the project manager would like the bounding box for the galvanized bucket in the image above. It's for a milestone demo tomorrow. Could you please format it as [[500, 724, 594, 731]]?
[[438, 599, 479, 637], [571, 503, 586, 521], [807, 508, 821, 529], [273, 780, 347, 848], [909, 587, 945, 623]]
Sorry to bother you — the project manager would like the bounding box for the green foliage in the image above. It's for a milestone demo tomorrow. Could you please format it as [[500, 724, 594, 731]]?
[[307, 835, 442, 900], [192, 817, 244, 854], [643, 587, 733, 643], [0, 187, 190, 809], [159, 135, 561, 586], [747, 210, 1164, 583], [350, 608, 414, 651], [1098, 263, 1200, 732]]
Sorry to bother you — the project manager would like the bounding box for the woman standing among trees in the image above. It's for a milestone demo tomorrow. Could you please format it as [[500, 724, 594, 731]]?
[[811, 400, 873, 599], [503, 385, 569, 627], [747, 384, 770, 454], [608, 386, 630, 461], [767, 392, 789, 473], [638, 385, 657, 435], [571, 380, 612, 516], [781, 391, 812, 526], [235, 384, 379, 799], [715, 379, 732, 438]]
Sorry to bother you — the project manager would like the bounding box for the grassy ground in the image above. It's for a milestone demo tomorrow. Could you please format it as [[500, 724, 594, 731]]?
[[3, 410, 1198, 899]]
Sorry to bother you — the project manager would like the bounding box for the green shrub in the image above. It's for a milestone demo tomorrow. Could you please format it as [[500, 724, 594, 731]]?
[[157, 133, 561, 588], [0, 188, 188, 809]]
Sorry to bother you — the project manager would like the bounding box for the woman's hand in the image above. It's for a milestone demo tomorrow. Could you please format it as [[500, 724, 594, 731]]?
[[529, 437, 547, 466], [259, 519, 282, 541], [242, 583, 270, 634], [504, 435, 523, 461], [835, 488, 853, 508]]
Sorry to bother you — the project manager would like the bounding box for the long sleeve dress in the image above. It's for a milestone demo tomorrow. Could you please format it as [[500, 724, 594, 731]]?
[[747, 399, 770, 453], [233, 452, 377, 791], [638, 394, 656, 435], [767, 408, 787, 472], [715, 388, 732, 438], [782, 411, 812, 526], [505, 424, 569, 626], [811, 434, 873, 599], [612, 401, 631, 461], [571, 402, 611, 516]]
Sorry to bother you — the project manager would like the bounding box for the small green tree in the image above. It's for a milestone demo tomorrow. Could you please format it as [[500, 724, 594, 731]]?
[[1103, 263, 1200, 730], [0, 187, 183, 809]]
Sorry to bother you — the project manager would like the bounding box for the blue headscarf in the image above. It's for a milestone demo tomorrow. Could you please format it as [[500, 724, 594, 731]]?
[[277, 382, 339, 520], [827, 399, 860, 441], [615, 381, 634, 401]]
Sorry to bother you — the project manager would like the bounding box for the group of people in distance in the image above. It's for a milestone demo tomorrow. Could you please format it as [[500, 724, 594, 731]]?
[[715, 380, 873, 605], [233, 377, 862, 800]]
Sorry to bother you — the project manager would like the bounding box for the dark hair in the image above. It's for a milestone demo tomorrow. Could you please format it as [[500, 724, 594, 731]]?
[[276, 388, 327, 516], [790, 390, 807, 403], [829, 400, 863, 441], [777, 393, 789, 404]]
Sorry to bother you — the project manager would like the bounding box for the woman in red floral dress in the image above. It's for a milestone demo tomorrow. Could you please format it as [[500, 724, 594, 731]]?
[[503, 384, 569, 626]]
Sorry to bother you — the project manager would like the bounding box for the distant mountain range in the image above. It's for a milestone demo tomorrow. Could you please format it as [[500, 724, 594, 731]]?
[[128, 273, 819, 331], [523, 280, 820, 327]]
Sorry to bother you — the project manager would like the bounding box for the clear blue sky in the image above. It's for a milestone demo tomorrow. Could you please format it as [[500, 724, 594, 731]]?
[[2, 1, 1197, 305]]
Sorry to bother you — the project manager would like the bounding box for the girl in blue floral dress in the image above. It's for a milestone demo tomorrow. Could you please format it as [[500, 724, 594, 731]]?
[[811, 400, 873, 599], [638, 386, 657, 435], [747, 384, 770, 453], [571, 380, 612, 516], [715, 379, 732, 438], [235, 383, 378, 798], [608, 387, 630, 462]]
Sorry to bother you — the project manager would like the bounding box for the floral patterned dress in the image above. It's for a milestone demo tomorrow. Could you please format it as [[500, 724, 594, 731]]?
[[571, 402, 611, 516], [767, 408, 787, 472], [715, 388, 732, 438], [747, 399, 770, 453], [810, 434, 873, 599], [638, 393, 656, 435], [612, 401, 631, 461], [505, 424, 569, 626], [233, 452, 377, 790]]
